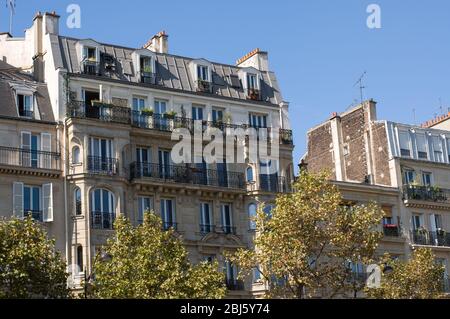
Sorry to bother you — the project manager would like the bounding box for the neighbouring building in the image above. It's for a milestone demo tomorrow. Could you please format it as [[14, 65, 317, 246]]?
[[304, 100, 450, 293], [0, 12, 294, 297]]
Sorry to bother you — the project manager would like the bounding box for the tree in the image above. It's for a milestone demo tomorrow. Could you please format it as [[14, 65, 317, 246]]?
[[227, 171, 384, 299], [0, 216, 70, 299], [91, 212, 226, 299], [366, 248, 445, 299]]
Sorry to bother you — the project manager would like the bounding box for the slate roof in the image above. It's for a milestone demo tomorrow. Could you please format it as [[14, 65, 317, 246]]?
[[0, 60, 55, 122], [55, 35, 283, 106]]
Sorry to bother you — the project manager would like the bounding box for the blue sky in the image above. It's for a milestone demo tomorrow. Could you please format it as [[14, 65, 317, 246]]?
[[2, 0, 450, 168]]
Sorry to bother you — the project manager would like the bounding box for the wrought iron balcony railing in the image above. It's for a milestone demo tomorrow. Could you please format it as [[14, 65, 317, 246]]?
[[200, 224, 216, 234], [0, 146, 61, 170], [196, 79, 211, 93], [67, 101, 131, 124], [162, 221, 177, 231], [24, 210, 43, 222], [130, 162, 246, 190], [140, 71, 157, 84], [81, 60, 100, 75], [403, 185, 450, 204], [383, 225, 401, 237], [87, 156, 118, 175], [247, 176, 292, 193], [19, 109, 34, 118], [91, 211, 115, 230], [411, 229, 450, 247], [225, 279, 245, 291], [221, 225, 236, 235]]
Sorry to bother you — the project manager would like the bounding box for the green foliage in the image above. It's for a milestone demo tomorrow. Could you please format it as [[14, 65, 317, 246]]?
[[366, 248, 445, 299], [0, 216, 70, 299], [91, 212, 226, 299], [227, 171, 384, 299]]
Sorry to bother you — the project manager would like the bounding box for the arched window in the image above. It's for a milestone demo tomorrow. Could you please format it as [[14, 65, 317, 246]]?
[[72, 146, 80, 164], [90, 189, 115, 229], [246, 166, 254, 183], [74, 187, 82, 216], [248, 203, 257, 230], [76, 245, 83, 274]]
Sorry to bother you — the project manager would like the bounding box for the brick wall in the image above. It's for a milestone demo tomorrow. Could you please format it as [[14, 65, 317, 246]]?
[[306, 122, 336, 179], [371, 122, 391, 186]]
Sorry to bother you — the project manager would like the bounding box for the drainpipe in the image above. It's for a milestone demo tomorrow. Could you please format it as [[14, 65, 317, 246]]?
[[61, 69, 70, 275]]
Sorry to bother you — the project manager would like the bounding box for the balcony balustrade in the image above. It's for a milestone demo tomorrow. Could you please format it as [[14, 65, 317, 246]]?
[[225, 279, 245, 291], [403, 185, 450, 204], [383, 224, 401, 237], [91, 211, 115, 230], [87, 156, 118, 175], [411, 229, 450, 247], [247, 176, 292, 193], [0, 146, 60, 171]]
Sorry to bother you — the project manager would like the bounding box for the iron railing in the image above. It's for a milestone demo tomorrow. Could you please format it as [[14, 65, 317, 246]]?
[[140, 71, 157, 84], [130, 162, 245, 190], [19, 110, 34, 118], [87, 156, 118, 175], [403, 185, 450, 204], [221, 225, 236, 235], [411, 230, 450, 247], [247, 176, 292, 193], [196, 79, 211, 93], [226, 279, 245, 291], [162, 221, 177, 231], [0, 146, 60, 170], [383, 225, 401, 237], [67, 101, 131, 124], [81, 60, 100, 75], [91, 211, 115, 230], [24, 210, 43, 222], [200, 224, 215, 234]]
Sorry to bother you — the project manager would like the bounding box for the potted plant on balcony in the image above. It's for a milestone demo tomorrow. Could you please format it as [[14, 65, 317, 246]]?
[[140, 108, 154, 116], [163, 110, 177, 119], [223, 112, 232, 125]]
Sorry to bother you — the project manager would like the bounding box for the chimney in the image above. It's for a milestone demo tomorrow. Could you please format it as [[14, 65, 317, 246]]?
[[43, 11, 60, 35], [236, 48, 269, 71], [32, 12, 45, 82], [143, 31, 168, 54]]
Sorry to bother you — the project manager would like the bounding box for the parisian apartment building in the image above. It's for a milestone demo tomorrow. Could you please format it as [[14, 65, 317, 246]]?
[[304, 100, 450, 293], [0, 11, 295, 297]]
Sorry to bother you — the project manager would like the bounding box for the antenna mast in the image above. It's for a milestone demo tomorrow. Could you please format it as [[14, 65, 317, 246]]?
[[6, 0, 16, 35], [353, 71, 367, 104]]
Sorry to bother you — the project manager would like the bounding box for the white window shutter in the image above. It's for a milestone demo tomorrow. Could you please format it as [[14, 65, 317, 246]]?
[[21, 132, 31, 167], [13, 182, 24, 218], [42, 183, 53, 222], [41, 133, 52, 169]]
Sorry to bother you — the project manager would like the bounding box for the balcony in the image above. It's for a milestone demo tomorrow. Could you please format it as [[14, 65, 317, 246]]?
[[67, 101, 131, 125], [81, 60, 100, 75], [162, 221, 177, 231], [91, 211, 115, 230], [200, 224, 215, 235], [226, 279, 245, 291], [247, 176, 292, 193], [0, 146, 61, 172], [247, 88, 261, 101], [87, 156, 118, 175], [140, 71, 157, 84], [196, 79, 211, 93], [383, 224, 401, 237], [130, 162, 246, 190], [403, 185, 450, 205], [411, 229, 450, 247], [24, 210, 43, 222], [19, 109, 34, 118]]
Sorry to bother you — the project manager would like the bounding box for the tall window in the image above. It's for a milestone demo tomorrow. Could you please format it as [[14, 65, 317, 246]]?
[[89, 137, 114, 173], [212, 108, 223, 123], [140, 56, 152, 73], [249, 203, 257, 230], [21, 132, 51, 169], [246, 166, 254, 183], [416, 134, 428, 160], [412, 214, 423, 230], [76, 245, 83, 274], [192, 106, 204, 121], [221, 204, 233, 234], [74, 187, 82, 216], [72, 146, 80, 164], [90, 189, 114, 229], [24, 185, 41, 220], [399, 131, 411, 157], [138, 196, 153, 223], [432, 136, 444, 163], [430, 214, 443, 231], [200, 202, 213, 233], [158, 149, 171, 178], [83, 46, 97, 61], [422, 172, 432, 187], [404, 170, 416, 185], [197, 65, 209, 81], [132, 97, 146, 112], [160, 198, 175, 230], [249, 113, 267, 128], [17, 94, 33, 117], [246, 73, 258, 89]]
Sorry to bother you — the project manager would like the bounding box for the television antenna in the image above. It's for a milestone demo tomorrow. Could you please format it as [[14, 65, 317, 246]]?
[[353, 71, 367, 104]]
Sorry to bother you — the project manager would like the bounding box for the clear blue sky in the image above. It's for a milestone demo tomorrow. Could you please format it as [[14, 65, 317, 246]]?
[[2, 0, 450, 169]]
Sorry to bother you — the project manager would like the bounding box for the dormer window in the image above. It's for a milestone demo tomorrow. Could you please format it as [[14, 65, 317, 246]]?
[[82, 46, 99, 75], [140, 56, 155, 84], [17, 94, 34, 118], [246, 73, 260, 100], [197, 65, 209, 82]]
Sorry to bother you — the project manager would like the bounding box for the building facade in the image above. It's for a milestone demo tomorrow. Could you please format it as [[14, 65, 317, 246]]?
[[305, 100, 450, 292], [0, 12, 294, 296]]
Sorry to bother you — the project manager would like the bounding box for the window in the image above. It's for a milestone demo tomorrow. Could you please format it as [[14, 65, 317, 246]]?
[[412, 214, 423, 230], [399, 131, 411, 157], [246, 166, 254, 183], [416, 134, 428, 160], [132, 97, 146, 112], [83, 46, 97, 62], [72, 146, 80, 164], [158, 149, 171, 178], [17, 94, 33, 117], [74, 187, 82, 216], [249, 113, 267, 128], [253, 267, 262, 283], [430, 214, 443, 231], [13, 182, 53, 222], [212, 108, 224, 123], [249, 203, 257, 230], [263, 204, 274, 218], [422, 172, 432, 187], [197, 65, 209, 81], [154, 100, 167, 115], [246, 73, 258, 89], [192, 106, 204, 121], [404, 170, 416, 185], [90, 189, 115, 229], [221, 204, 233, 234], [89, 137, 114, 173], [138, 196, 153, 223], [432, 136, 444, 163], [200, 202, 213, 233], [140, 56, 153, 73], [24, 185, 41, 220], [160, 198, 175, 230], [76, 245, 83, 274]]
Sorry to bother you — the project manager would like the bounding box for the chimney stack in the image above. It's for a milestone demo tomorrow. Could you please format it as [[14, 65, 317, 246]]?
[[43, 11, 60, 35], [143, 31, 168, 54], [236, 48, 269, 71], [32, 12, 45, 82]]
